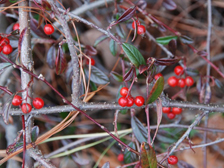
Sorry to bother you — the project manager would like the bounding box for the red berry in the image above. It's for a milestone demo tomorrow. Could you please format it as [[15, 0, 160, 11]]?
[[44, 24, 54, 35], [2, 44, 13, 55], [13, 23, 20, 31], [168, 76, 178, 87], [132, 20, 140, 29], [120, 87, 129, 97], [185, 76, 194, 86], [178, 78, 185, 88], [162, 107, 171, 113], [174, 66, 184, 76], [134, 96, 145, 106], [86, 58, 95, 66], [117, 153, 124, 162], [0, 46, 3, 52], [168, 155, 178, 165], [0, 38, 10, 46], [154, 73, 163, 80], [127, 96, 134, 107], [118, 97, 128, 107], [21, 103, 32, 114], [172, 107, 182, 115], [12, 95, 22, 106], [33, 97, 44, 109], [137, 25, 146, 35], [167, 112, 176, 119]]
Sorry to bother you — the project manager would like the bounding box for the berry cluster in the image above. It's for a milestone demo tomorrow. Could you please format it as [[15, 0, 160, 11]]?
[[132, 20, 146, 35], [168, 155, 178, 165], [168, 66, 194, 88], [44, 24, 54, 35], [12, 95, 44, 114], [162, 106, 182, 119], [118, 87, 145, 107], [0, 37, 13, 55]]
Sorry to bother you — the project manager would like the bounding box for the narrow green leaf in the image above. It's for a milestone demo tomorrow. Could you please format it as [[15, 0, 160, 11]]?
[[94, 35, 108, 47], [124, 142, 138, 165], [140, 142, 157, 168], [0, 63, 11, 70], [146, 76, 164, 104], [131, 116, 147, 143], [122, 43, 146, 68], [109, 39, 117, 56], [156, 36, 178, 45], [111, 71, 123, 82]]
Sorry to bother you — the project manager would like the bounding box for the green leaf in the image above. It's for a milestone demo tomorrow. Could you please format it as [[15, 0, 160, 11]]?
[[110, 39, 117, 56], [31, 126, 39, 142], [156, 36, 178, 45], [94, 35, 108, 47], [140, 142, 157, 168], [111, 71, 123, 82], [131, 116, 148, 143], [146, 76, 164, 104], [122, 43, 146, 68], [124, 142, 138, 166]]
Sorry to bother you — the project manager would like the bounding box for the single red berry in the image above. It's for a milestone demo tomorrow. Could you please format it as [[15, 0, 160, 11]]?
[[178, 78, 185, 88], [117, 153, 124, 162], [154, 73, 163, 80], [167, 112, 176, 119], [137, 25, 146, 35], [12, 95, 22, 106], [44, 24, 54, 35], [134, 96, 145, 106], [162, 107, 171, 113], [168, 76, 178, 87], [185, 76, 194, 86], [172, 107, 182, 115], [33, 97, 44, 109], [13, 23, 20, 31], [118, 97, 128, 107], [21, 103, 32, 114], [174, 65, 184, 76], [132, 20, 140, 29], [120, 87, 129, 97], [127, 96, 134, 107], [86, 58, 95, 66], [168, 155, 178, 165], [0, 38, 10, 46], [2, 44, 13, 55]]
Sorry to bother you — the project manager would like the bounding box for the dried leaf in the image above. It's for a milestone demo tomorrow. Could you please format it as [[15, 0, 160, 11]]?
[[137, 0, 147, 10], [123, 67, 134, 82], [155, 58, 181, 66], [139, 65, 149, 74], [55, 46, 67, 75], [114, 6, 136, 24], [168, 39, 177, 55], [6, 141, 23, 155], [85, 45, 97, 56], [42, 0, 52, 11], [30, 17, 48, 38], [197, 50, 207, 57], [140, 142, 157, 168], [180, 35, 193, 44], [131, 116, 148, 143]]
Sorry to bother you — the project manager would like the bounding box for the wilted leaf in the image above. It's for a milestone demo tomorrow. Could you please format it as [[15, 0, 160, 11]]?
[[114, 6, 136, 24], [42, 0, 52, 11], [56, 46, 67, 75], [111, 71, 123, 82], [139, 65, 149, 74], [46, 45, 57, 69], [122, 43, 146, 68], [146, 77, 164, 104], [109, 39, 117, 56], [2, 94, 15, 124], [84, 66, 109, 85], [197, 50, 207, 57], [18, 28, 27, 52], [85, 45, 97, 56], [162, 0, 177, 10], [30, 17, 48, 38], [154, 58, 181, 66], [6, 141, 23, 155], [156, 36, 178, 45], [131, 116, 148, 143], [124, 142, 138, 165], [0, 0, 6, 4], [31, 126, 39, 142], [123, 67, 134, 82], [94, 35, 108, 47], [168, 39, 177, 55], [137, 0, 147, 10], [102, 162, 110, 168], [177, 160, 195, 168], [155, 65, 166, 74], [180, 35, 194, 44], [140, 142, 157, 168]]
